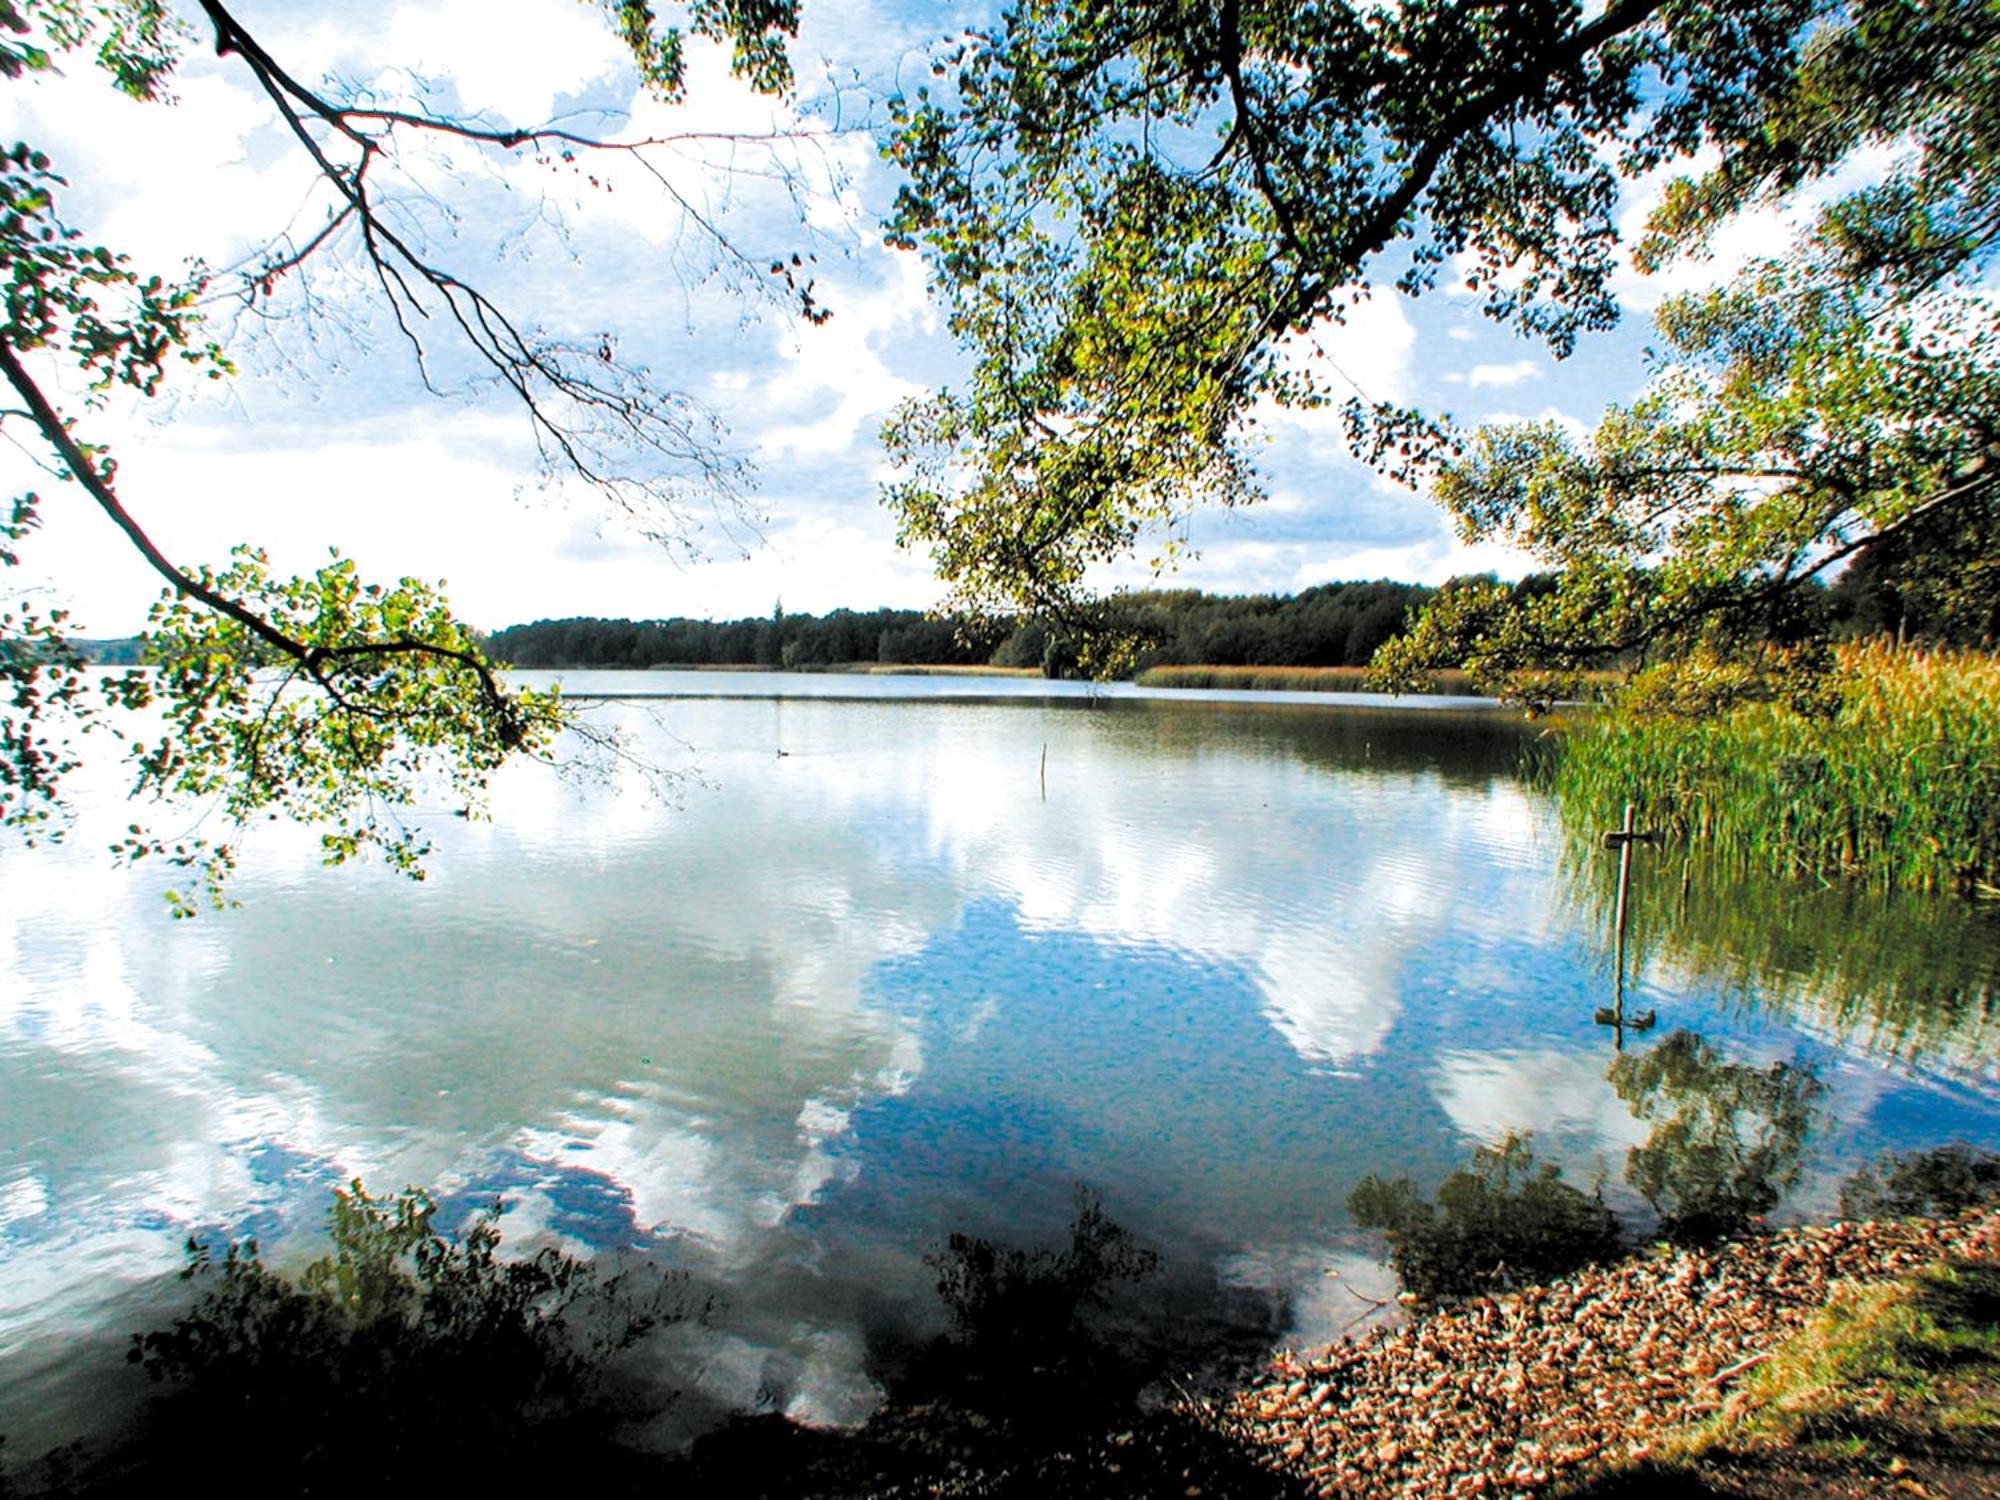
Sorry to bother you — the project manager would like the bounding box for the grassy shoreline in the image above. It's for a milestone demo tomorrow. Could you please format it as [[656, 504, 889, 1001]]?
[[512, 659, 1504, 693], [1552, 643, 2000, 895], [583, 661, 1042, 676], [1134, 663, 1479, 693], [1572, 1255, 2000, 1497]]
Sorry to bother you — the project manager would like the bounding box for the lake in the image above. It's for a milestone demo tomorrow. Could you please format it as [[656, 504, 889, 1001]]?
[[4, 675, 1998, 1450]]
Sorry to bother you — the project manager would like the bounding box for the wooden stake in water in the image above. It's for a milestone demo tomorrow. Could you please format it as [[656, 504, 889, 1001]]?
[[1039, 742, 1047, 803], [1596, 801, 1659, 1049]]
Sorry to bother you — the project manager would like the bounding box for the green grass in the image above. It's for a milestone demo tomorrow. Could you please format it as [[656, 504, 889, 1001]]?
[[1571, 1251, 2000, 1495], [1710, 1259, 2000, 1447], [1554, 644, 2000, 894]]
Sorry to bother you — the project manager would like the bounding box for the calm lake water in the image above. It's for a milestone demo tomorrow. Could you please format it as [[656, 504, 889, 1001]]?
[[4, 675, 1998, 1448]]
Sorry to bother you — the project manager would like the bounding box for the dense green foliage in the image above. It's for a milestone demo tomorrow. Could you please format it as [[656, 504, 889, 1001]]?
[[1379, 0, 2000, 703], [1092, 581, 1433, 671], [1347, 1134, 1625, 1304], [487, 579, 1439, 675], [1554, 644, 2000, 895], [879, 0, 1826, 626], [485, 573, 1924, 682], [1827, 526, 2000, 648], [478, 568, 1957, 678], [489, 604, 1003, 670], [876, 0, 1998, 706]]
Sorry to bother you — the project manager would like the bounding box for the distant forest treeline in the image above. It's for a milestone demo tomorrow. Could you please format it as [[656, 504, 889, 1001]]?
[[485, 557, 1978, 676], [69, 554, 1976, 676], [484, 579, 1450, 676]]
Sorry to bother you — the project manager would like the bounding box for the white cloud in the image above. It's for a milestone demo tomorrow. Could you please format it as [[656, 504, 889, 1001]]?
[[1473, 405, 1593, 445], [1283, 531, 1539, 589], [372, 0, 629, 125], [1432, 1047, 1653, 1160], [1466, 359, 1541, 389], [1271, 294, 1418, 410], [1609, 142, 1908, 313], [753, 250, 934, 461], [646, 508, 943, 618], [0, 62, 306, 265], [1447, 244, 1533, 303]]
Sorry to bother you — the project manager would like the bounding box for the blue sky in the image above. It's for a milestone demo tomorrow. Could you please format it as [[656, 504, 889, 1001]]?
[[0, 0, 1812, 634]]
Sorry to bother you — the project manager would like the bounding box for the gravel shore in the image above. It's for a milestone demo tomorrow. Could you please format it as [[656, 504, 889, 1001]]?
[[1221, 1211, 2000, 1498]]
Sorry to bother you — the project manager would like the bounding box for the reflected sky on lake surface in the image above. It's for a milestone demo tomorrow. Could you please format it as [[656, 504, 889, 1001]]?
[[4, 680, 1999, 1444]]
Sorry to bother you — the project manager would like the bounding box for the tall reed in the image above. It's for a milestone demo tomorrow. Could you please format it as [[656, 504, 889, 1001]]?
[[1553, 643, 2000, 894]]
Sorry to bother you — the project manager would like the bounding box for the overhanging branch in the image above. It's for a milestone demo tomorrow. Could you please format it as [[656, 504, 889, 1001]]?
[[0, 340, 520, 730]]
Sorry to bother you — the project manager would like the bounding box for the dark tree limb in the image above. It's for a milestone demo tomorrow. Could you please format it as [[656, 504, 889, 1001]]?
[[0, 341, 519, 731]]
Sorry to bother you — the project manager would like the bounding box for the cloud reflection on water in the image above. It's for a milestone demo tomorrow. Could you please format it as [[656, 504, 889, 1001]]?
[[4, 691, 1995, 1449]]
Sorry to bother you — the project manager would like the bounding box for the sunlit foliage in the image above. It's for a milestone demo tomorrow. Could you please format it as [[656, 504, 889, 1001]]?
[[0, 0, 808, 905]]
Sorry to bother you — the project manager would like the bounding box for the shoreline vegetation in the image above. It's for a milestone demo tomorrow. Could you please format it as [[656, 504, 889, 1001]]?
[[10, 1200, 1994, 1498], [1554, 643, 2000, 896], [1136, 663, 1477, 694], [509, 658, 1503, 694], [467, 572, 1970, 686], [477, 583, 1444, 677]]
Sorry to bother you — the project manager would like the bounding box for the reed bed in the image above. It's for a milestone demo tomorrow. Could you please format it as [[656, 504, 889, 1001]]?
[[1555, 643, 2000, 894], [1135, 663, 1483, 694], [852, 663, 1041, 677]]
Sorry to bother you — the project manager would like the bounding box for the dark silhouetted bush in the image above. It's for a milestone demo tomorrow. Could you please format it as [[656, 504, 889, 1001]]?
[[106, 1181, 691, 1490]]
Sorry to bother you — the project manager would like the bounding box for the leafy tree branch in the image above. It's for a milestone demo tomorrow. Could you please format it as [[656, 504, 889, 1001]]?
[[1372, 0, 2000, 707], [879, 0, 1821, 626], [0, 0, 830, 907]]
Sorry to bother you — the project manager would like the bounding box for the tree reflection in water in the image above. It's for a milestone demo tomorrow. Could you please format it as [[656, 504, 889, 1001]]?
[[1347, 1028, 1833, 1305], [1840, 1144, 2000, 1222], [1556, 828, 2000, 1069], [1610, 1029, 1825, 1244], [1348, 1134, 1624, 1304]]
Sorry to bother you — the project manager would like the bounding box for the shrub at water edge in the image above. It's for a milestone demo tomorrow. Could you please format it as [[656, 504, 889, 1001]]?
[[31, 1181, 696, 1492]]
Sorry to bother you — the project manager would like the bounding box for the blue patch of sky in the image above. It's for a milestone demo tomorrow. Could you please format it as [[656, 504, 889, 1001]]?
[[441, 1151, 654, 1249]]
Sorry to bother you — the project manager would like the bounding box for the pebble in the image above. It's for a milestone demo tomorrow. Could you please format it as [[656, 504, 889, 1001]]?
[[1218, 1210, 1997, 1498]]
